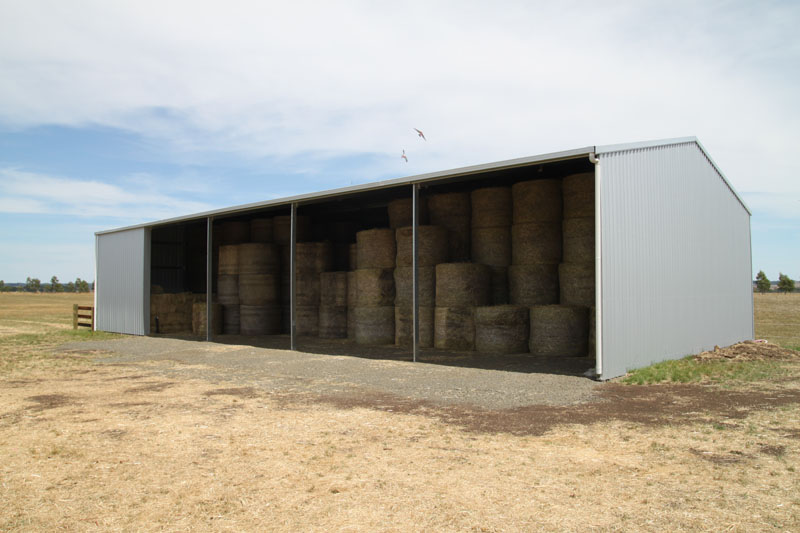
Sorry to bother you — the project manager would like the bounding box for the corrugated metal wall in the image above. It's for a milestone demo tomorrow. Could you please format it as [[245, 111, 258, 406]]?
[[599, 141, 753, 379], [95, 227, 150, 335]]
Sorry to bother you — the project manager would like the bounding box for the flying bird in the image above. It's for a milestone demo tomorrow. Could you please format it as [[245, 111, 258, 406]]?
[[401, 149, 408, 162], [414, 128, 426, 140]]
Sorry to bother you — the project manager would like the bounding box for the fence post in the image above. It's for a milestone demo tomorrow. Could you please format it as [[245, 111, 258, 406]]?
[[72, 304, 79, 330]]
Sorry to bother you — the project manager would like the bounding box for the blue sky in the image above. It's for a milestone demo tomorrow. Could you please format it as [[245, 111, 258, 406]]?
[[0, 0, 798, 283]]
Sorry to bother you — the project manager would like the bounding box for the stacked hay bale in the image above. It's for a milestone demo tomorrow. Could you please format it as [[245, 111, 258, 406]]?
[[509, 179, 562, 307], [434, 263, 491, 350], [560, 172, 595, 309], [474, 305, 529, 354], [282, 242, 334, 336], [238, 243, 281, 335], [273, 215, 311, 245], [346, 271, 357, 339], [249, 218, 273, 243], [353, 229, 396, 344], [333, 221, 358, 271], [529, 305, 589, 356], [319, 271, 348, 338], [388, 197, 428, 229], [192, 300, 222, 336], [394, 225, 447, 347], [220, 220, 249, 244], [150, 292, 193, 333], [428, 192, 471, 261], [471, 187, 512, 304], [217, 244, 240, 334]]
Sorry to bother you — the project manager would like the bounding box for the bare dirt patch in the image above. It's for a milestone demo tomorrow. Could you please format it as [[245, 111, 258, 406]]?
[[203, 386, 260, 399], [696, 340, 799, 361], [24, 393, 74, 410]]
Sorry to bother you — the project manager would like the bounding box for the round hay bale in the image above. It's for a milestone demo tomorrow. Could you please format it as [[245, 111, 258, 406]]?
[[250, 218, 273, 243], [294, 271, 321, 306], [427, 191, 471, 216], [428, 192, 471, 261], [512, 179, 562, 223], [508, 264, 559, 306], [529, 305, 589, 356], [395, 225, 448, 267], [217, 274, 239, 305], [489, 265, 509, 305], [471, 187, 511, 228], [222, 304, 240, 334], [192, 302, 223, 336], [273, 215, 311, 245], [511, 222, 562, 265], [387, 197, 428, 229], [238, 273, 280, 305], [562, 172, 594, 219], [295, 242, 334, 274], [588, 306, 596, 359], [434, 307, 475, 351], [220, 220, 249, 244], [348, 243, 358, 270], [240, 304, 281, 335], [474, 305, 529, 354], [355, 268, 395, 306], [346, 271, 357, 307], [319, 305, 347, 338], [347, 307, 355, 339], [320, 271, 348, 306], [435, 263, 491, 307], [218, 245, 239, 275], [562, 217, 595, 264], [353, 306, 395, 345], [393, 266, 435, 307], [471, 226, 511, 267], [295, 305, 319, 336], [559, 262, 595, 307], [394, 305, 434, 347], [356, 228, 396, 269], [238, 243, 280, 274]]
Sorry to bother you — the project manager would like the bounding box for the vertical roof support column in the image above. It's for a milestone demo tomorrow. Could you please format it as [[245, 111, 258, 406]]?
[[290, 203, 298, 351], [591, 152, 603, 378], [206, 216, 214, 342], [412, 183, 420, 363]]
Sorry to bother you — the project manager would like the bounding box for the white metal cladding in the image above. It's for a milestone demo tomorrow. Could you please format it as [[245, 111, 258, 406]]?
[[96, 228, 150, 335], [598, 141, 753, 379]]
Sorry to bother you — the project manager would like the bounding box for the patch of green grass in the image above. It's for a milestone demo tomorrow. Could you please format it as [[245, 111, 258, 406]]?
[[623, 356, 789, 385]]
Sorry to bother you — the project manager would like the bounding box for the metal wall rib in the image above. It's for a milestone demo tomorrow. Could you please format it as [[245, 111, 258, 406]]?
[[95, 228, 150, 335], [599, 142, 753, 379]]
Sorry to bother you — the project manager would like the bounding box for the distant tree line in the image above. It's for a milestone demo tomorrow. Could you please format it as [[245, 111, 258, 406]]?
[[0, 277, 93, 293], [755, 271, 795, 294]]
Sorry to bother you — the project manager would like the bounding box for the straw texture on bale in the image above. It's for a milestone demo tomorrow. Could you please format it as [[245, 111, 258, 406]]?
[[216, 274, 239, 305], [562, 172, 594, 219], [471, 187, 511, 228], [512, 179, 562, 223], [588, 306, 596, 358], [394, 225, 449, 267], [295, 242, 334, 274], [428, 192, 471, 261], [346, 271, 358, 307], [511, 222, 562, 265], [353, 306, 395, 345], [286, 271, 321, 306], [250, 218, 274, 243], [388, 197, 428, 229], [222, 304, 240, 334], [237, 243, 279, 274], [192, 302, 222, 336], [393, 266, 435, 307], [562, 217, 595, 264], [347, 307, 355, 339], [348, 243, 358, 270], [356, 228, 396, 269], [394, 305, 434, 347], [434, 306, 475, 351], [220, 220, 250, 244], [529, 305, 589, 356], [508, 264, 559, 306], [320, 271, 348, 306], [471, 226, 511, 266], [559, 262, 595, 307], [355, 268, 395, 306], [240, 304, 281, 335], [218, 245, 239, 274], [435, 263, 491, 307], [318, 305, 348, 338], [273, 215, 311, 245], [150, 293, 193, 333], [238, 273, 280, 306], [489, 265, 509, 305], [295, 305, 319, 336], [474, 305, 529, 354]]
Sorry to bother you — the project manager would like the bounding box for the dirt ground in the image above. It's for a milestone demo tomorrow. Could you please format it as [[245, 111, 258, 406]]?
[[1, 293, 800, 531]]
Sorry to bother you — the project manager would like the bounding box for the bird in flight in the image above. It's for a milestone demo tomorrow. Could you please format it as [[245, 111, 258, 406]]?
[[401, 149, 408, 162], [414, 128, 426, 140]]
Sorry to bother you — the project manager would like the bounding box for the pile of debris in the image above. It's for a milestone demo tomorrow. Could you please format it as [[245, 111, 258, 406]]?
[[695, 340, 799, 362]]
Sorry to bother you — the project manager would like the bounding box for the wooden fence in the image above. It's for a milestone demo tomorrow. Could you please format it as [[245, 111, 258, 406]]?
[[73, 304, 94, 330]]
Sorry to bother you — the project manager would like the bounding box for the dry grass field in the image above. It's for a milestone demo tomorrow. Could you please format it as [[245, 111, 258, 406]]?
[[0, 292, 799, 531]]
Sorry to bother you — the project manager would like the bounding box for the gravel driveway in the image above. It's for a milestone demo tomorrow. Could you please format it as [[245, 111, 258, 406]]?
[[62, 335, 599, 409]]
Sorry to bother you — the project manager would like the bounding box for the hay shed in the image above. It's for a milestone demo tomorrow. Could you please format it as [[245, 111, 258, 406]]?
[[94, 137, 753, 379]]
